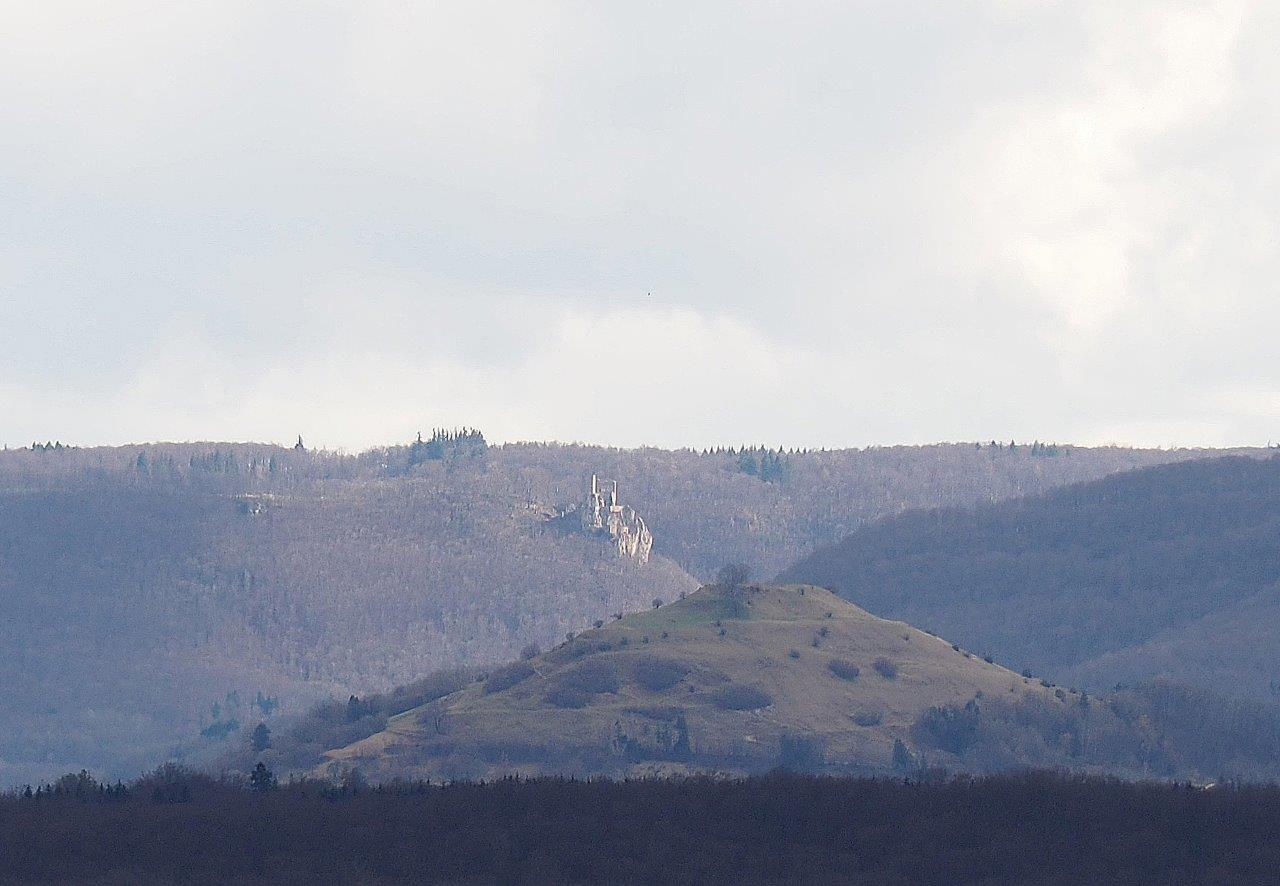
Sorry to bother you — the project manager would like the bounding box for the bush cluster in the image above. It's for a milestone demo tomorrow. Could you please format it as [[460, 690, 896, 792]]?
[[827, 660, 860, 682]]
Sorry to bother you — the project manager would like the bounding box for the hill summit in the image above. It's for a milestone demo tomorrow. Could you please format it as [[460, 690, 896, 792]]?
[[321, 584, 1055, 781]]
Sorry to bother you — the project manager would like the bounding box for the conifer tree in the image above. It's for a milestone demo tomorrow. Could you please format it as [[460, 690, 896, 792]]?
[[251, 722, 271, 753], [249, 761, 276, 792]]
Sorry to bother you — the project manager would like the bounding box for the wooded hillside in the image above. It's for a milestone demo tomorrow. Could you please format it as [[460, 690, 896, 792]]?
[[0, 438, 1232, 785], [780, 454, 1280, 700]]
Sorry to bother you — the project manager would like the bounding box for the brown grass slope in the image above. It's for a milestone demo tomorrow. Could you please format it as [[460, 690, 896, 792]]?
[[321, 584, 1053, 780]]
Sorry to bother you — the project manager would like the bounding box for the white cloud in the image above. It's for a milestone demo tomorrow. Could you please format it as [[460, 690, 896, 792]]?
[[2, 1, 1279, 449], [955, 1, 1249, 331], [12, 305, 815, 450]]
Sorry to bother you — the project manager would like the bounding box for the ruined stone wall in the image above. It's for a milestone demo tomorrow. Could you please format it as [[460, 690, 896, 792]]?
[[584, 475, 652, 563]]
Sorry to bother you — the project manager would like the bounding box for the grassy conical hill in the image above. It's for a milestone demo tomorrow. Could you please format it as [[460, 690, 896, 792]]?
[[321, 584, 1055, 780]]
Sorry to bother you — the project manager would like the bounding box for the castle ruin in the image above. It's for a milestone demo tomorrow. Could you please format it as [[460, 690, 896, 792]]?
[[584, 475, 653, 563]]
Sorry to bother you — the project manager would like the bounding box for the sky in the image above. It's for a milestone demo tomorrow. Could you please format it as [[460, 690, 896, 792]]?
[[3, 1, 1278, 451]]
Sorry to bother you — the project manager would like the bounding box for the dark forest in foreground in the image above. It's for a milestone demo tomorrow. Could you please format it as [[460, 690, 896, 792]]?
[[4, 769, 1277, 884]]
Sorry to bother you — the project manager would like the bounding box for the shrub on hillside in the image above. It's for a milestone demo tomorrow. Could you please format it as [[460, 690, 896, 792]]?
[[873, 658, 898, 680], [545, 686, 593, 708], [544, 659, 620, 708], [827, 660, 860, 682], [853, 710, 882, 727], [778, 734, 825, 772], [892, 738, 920, 773], [710, 684, 773, 711], [632, 659, 689, 692], [914, 700, 981, 755], [562, 659, 620, 694], [483, 662, 536, 695], [544, 639, 614, 665]]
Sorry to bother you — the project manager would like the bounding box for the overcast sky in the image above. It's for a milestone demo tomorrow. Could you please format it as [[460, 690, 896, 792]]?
[[3, 1, 1278, 450]]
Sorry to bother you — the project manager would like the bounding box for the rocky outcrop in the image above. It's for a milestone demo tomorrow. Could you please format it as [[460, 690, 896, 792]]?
[[583, 475, 653, 563]]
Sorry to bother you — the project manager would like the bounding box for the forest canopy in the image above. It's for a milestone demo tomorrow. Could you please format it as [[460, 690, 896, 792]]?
[[3, 769, 1278, 884]]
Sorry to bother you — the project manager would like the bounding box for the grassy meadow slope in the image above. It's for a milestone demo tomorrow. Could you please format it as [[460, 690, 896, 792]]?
[[320, 583, 1280, 783], [780, 454, 1280, 700], [321, 584, 1056, 781], [0, 439, 1241, 784]]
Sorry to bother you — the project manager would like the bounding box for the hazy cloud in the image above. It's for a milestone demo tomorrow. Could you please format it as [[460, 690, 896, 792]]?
[[3, 1, 1277, 449]]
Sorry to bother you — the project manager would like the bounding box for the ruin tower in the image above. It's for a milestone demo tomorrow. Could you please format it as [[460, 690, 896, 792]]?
[[584, 474, 652, 563]]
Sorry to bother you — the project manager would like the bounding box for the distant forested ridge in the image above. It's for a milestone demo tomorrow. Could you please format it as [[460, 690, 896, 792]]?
[[1, 438, 1222, 576], [4, 769, 1280, 884], [0, 439, 1239, 784], [780, 454, 1280, 700]]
